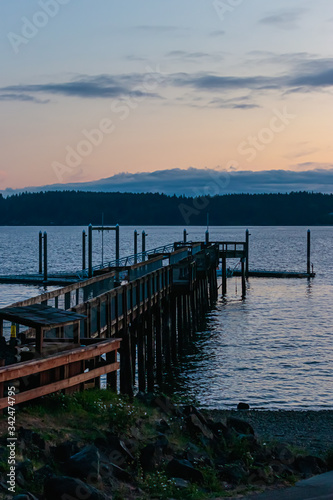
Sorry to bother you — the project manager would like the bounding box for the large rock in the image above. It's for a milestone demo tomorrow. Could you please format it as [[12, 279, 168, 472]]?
[[66, 445, 100, 480], [227, 417, 254, 436], [185, 414, 214, 441], [166, 458, 204, 483], [51, 440, 79, 462], [294, 455, 327, 477], [44, 476, 108, 500], [107, 434, 135, 467]]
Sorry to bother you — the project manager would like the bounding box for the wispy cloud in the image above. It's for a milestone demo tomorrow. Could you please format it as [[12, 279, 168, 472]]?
[[259, 8, 307, 29], [1, 55, 333, 105], [0, 93, 49, 103]]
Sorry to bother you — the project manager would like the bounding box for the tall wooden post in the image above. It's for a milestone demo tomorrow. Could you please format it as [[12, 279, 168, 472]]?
[[241, 258, 246, 298], [134, 230, 138, 264], [88, 224, 93, 278], [307, 229, 311, 275], [155, 307, 163, 385], [115, 224, 120, 266], [183, 229, 187, 243], [245, 229, 249, 278], [170, 295, 177, 363], [137, 319, 146, 392], [142, 231, 146, 261], [43, 232, 48, 283], [82, 230, 86, 271], [205, 230, 209, 245], [222, 256, 227, 295], [39, 231, 43, 274]]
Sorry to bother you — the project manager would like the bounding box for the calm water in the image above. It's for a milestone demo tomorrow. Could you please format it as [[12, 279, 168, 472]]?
[[0, 225, 332, 410]]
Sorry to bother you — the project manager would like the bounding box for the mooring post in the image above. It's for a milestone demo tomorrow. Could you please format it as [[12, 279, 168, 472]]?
[[222, 256, 227, 295], [88, 224, 93, 278], [183, 229, 187, 243], [43, 231, 48, 283], [245, 229, 250, 278], [241, 258, 246, 298], [39, 231, 43, 274], [134, 230, 138, 264], [115, 224, 120, 266], [82, 230, 86, 271], [142, 230, 146, 261], [307, 229, 311, 275], [205, 230, 209, 245]]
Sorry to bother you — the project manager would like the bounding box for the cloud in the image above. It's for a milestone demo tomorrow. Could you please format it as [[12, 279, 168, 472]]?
[[3, 168, 333, 196], [133, 25, 181, 33], [0, 93, 49, 103], [0, 74, 164, 101], [1, 54, 333, 105], [259, 9, 306, 29]]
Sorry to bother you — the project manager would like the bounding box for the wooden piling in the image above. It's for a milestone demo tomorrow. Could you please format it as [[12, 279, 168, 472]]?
[[241, 258, 246, 298], [39, 231, 43, 274], [307, 229, 311, 275], [134, 230, 138, 264], [43, 232, 48, 283], [222, 256, 227, 295], [82, 230, 86, 271], [245, 229, 250, 278]]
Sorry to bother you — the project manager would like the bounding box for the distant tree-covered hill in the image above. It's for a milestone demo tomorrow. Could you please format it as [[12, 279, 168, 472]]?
[[0, 190, 333, 226]]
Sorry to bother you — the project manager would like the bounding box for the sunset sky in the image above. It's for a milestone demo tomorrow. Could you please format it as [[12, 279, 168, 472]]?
[[0, 0, 332, 191]]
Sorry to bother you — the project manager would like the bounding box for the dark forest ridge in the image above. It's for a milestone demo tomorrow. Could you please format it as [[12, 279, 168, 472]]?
[[1, 190, 333, 226]]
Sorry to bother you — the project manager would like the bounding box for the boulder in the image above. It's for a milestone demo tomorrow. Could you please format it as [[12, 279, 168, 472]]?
[[44, 476, 108, 500], [166, 458, 204, 483], [66, 445, 100, 480], [237, 402, 250, 410], [51, 440, 79, 462], [107, 434, 135, 467], [295, 455, 327, 477], [218, 463, 248, 484], [227, 417, 254, 436], [185, 414, 214, 441]]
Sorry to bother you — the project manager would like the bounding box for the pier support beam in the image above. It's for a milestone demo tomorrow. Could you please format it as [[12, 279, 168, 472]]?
[[241, 258, 246, 298], [245, 229, 250, 278], [183, 229, 187, 243], [142, 231, 146, 261], [222, 256, 227, 295], [43, 232, 48, 283], [82, 230, 86, 271], [307, 229, 311, 275], [39, 231, 43, 274], [88, 224, 93, 278], [134, 230, 138, 264]]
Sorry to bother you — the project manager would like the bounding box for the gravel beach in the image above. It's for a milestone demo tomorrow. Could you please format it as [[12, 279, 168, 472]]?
[[206, 410, 333, 457]]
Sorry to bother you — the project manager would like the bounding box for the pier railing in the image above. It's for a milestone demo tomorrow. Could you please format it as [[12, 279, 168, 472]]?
[[0, 338, 120, 410]]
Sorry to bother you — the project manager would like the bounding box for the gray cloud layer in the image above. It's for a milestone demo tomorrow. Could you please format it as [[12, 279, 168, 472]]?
[[0, 55, 332, 104], [2, 168, 333, 197]]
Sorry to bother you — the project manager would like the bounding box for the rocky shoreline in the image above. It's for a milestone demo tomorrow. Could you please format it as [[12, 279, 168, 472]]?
[[206, 409, 333, 457], [0, 392, 332, 499]]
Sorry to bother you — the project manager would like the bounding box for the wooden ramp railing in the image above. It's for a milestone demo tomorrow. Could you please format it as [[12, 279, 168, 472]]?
[[0, 338, 120, 410]]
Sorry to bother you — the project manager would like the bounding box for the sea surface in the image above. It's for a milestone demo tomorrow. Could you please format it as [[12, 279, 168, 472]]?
[[0, 225, 332, 410]]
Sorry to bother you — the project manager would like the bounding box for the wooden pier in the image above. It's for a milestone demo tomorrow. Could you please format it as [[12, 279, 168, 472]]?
[[0, 241, 219, 409], [0, 228, 316, 410]]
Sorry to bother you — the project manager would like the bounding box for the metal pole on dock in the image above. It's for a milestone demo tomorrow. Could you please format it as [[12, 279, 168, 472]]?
[[183, 229, 187, 243], [43, 231, 48, 283], [307, 229, 311, 275], [134, 230, 138, 264], [115, 224, 120, 266], [82, 230, 86, 271], [39, 231, 43, 274], [88, 224, 93, 278], [245, 229, 250, 278], [142, 231, 146, 261]]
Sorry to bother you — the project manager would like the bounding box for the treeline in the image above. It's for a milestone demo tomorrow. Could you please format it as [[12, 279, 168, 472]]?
[[0, 190, 333, 225]]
